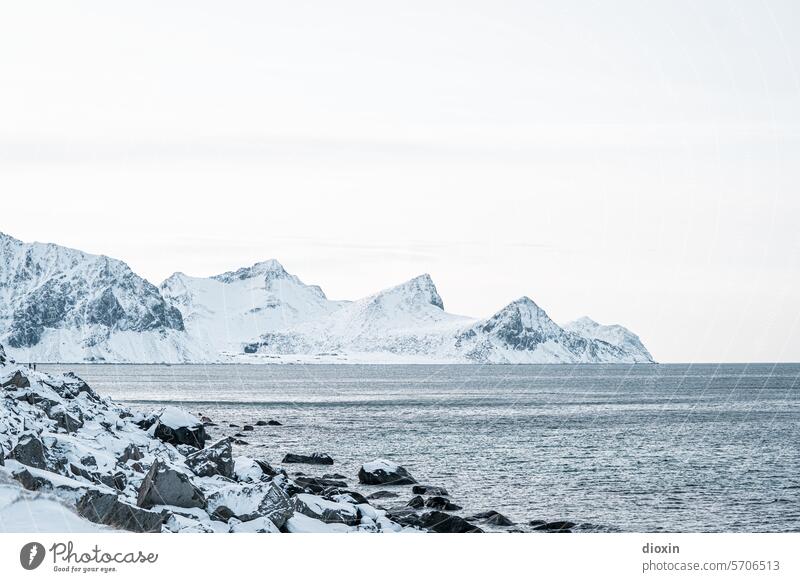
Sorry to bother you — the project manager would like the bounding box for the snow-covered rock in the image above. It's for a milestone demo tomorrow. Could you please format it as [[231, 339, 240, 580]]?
[[0, 342, 422, 533], [358, 459, 417, 486]]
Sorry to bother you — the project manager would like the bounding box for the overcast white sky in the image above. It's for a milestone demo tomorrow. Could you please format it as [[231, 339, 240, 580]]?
[[1, 1, 799, 362]]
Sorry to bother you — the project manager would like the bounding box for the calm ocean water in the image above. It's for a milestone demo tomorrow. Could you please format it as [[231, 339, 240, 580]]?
[[41, 363, 800, 532]]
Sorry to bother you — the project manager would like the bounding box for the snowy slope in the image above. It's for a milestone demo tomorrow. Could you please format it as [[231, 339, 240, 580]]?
[[563, 316, 653, 363], [0, 233, 197, 363], [245, 274, 474, 360], [160, 260, 346, 357]]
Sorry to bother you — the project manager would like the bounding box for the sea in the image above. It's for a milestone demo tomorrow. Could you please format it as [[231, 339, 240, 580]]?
[[41, 363, 800, 532]]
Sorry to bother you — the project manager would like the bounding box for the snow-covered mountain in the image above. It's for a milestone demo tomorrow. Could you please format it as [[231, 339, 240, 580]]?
[[244, 274, 474, 361], [563, 316, 654, 363], [0, 232, 655, 363], [0, 233, 196, 362], [243, 278, 654, 364], [160, 260, 346, 358]]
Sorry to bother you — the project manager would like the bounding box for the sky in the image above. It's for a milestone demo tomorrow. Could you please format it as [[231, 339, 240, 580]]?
[[1, 0, 799, 362]]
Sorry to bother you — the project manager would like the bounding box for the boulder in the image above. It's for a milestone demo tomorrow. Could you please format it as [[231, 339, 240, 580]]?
[[395, 510, 483, 533], [486, 513, 515, 527], [367, 490, 400, 500], [254, 460, 279, 477], [185, 437, 234, 478], [358, 459, 417, 485], [47, 405, 84, 432], [118, 443, 144, 463], [152, 407, 207, 449], [77, 490, 168, 533], [9, 434, 49, 470], [256, 420, 282, 426], [282, 453, 334, 465], [294, 476, 348, 494], [412, 485, 449, 496], [425, 496, 462, 511], [471, 510, 514, 524], [1, 370, 30, 389], [293, 494, 358, 526], [242, 425, 254, 431], [531, 520, 576, 532], [323, 473, 347, 480], [328, 490, 370, 506], [136, 460, 206, 509], [98, 471, 128, 492], [407, 495, 425, 509], [471, 511, 514, 526], [210, 506, 237, 522], [256, 482, 294, 529]]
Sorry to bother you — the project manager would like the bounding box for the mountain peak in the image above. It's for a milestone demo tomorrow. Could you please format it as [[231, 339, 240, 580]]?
[[383, 273, 444, 310], [212, 259, 289, 283]]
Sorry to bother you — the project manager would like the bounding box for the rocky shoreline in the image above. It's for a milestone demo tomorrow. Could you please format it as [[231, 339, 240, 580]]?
[[0, 343, 583, 533]]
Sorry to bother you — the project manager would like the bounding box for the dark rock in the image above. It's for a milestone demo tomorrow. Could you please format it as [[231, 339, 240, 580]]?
[[77, 490, 168, 533], [256, 482, 294, 529], [282, 453, 334, 465], [267, 420, 282, 426], [486, 513, 514, 527], [254, 459, 279, 478], [185, 438, 234, 478], [1, 371, 30, 389], [326, 490, 370, 506], [358, 459, 417, 485], [293, 494, 358, 525], [407, 495, 425, 509], [118, 443, 144, 464], [242, 425, 254, 432], [210, 506, 237, 522], [80, 455, 97, 467], [323, 473, 347, 480], [532, 521, 576, 532], [425, 496, 462, 511], [130, 462, 145, 473], [9, 434, 48, 470], [229, 423, 239, 428], [152, 408, 207, 450], [255, 420, 268, 426], [99, 471, 128, 492], [69, 463, 94, 480], [12, 468, 53, 491], [471, 510, 514, 526], [136, 460, 206, 510], [395, 510, 483, 533], [412, 485, 449, 496], [294, 476, 348, 494], [48, 406, 84, 432], [231, 438, 249, 445], [367, 490, 400, 500]]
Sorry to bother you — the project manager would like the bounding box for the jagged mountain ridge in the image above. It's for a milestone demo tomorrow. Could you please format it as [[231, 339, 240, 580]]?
[[0, 233, 195, 362], [0, 232, 654, 363]]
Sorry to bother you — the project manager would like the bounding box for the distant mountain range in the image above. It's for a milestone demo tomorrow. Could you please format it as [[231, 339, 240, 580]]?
[[0, 232, 654, 364]]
